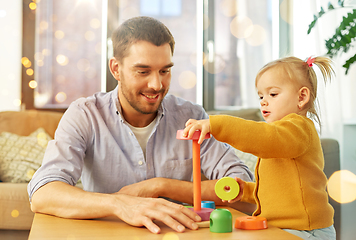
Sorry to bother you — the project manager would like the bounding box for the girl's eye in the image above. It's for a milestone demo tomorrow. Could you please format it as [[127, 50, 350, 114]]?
[[259, 96, 263, 100], [270, 93, 277, 97]]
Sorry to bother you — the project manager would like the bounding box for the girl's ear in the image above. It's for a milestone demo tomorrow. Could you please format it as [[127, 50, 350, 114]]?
[[109, 57, 120, 81], [298, 87, 310, 109]]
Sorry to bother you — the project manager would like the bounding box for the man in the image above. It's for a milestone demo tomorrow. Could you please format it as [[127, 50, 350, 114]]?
[[28, 16, 253, 234]]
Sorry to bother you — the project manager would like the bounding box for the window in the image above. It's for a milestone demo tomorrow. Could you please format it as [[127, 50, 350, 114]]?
[[33, 0, 104, 109], [203, 0, 277, 110], [22, 0, 278, 111]]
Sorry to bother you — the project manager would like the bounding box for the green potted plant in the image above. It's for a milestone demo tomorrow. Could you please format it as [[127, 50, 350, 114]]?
[[307, 0, 356, 74]]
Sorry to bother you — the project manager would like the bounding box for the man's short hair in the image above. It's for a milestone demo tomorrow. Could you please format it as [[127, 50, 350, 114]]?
[[112, 16, 175, 62]]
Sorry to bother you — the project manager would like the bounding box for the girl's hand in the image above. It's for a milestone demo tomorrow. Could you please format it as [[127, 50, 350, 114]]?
[[222, 177, 245, 204], [183, 119, 211, 144]]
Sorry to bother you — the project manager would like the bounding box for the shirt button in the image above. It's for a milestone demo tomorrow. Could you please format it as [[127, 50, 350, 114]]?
[[130, 132, 133, 136], [138, 161, 143, 166]]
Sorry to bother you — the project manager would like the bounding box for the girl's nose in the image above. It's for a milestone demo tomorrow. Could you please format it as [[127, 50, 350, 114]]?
[[260, 99, 267, 106]]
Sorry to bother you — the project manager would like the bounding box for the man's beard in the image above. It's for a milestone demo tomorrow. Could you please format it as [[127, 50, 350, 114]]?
[[120, 73, 168, 115]]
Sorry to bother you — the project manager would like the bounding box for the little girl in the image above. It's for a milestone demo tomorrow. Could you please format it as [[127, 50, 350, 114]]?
[[183, 56, 336, 240]]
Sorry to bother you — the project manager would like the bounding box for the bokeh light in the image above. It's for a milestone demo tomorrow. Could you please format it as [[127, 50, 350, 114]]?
[[55, 92, 67, 103], [21, 57, 32, 68], [56, 54, 69, 66], [26, 69, 34, 76], [230, 16, 253, 39], [13, 99, 21, 107], [35, 52, 44, 61], [29, 2, 37, 10], [11, 209, 19, 218], [90, 18, 100, 29], [162, 232, 179, 240], [245, 25, 267, 46], [40, 21, 49, 31], [85, 31, 95, 41], [220, 0, 238, 17], [37, 60, 44, 67], [42, 48, 51, 56], [179, 71, 197, 89], [29, 80, 38, 89], [55, 30, 65, 39], [279, 0, 293, 25], [327, 170, 356, 204]]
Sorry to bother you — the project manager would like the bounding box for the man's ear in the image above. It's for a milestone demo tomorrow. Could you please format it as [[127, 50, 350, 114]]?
[[298, 87, 310, 109], [109, 57, 120, 81]]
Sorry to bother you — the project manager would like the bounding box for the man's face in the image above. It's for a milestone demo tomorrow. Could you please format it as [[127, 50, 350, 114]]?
[[116, 41, 173, 118]]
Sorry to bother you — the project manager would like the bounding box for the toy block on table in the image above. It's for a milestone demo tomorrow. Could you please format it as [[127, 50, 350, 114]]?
[[234, 216, 268, 230], [210, 208, 233, 233]]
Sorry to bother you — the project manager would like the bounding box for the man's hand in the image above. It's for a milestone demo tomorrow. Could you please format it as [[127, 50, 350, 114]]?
[[113, 193, 200, 234], [31, 181, 200, 234]]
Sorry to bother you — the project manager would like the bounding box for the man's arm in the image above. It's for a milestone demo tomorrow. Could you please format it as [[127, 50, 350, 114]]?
[[30, 181, 201, 234], [118, 178, 256, 214]]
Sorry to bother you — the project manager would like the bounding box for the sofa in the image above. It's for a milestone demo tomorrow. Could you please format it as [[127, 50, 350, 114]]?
[[0, 110, 63, 239], [0, 109, 341, 239]]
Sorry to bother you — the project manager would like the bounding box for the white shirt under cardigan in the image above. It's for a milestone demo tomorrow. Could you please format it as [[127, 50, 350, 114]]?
[[28, 86, 253, 199]]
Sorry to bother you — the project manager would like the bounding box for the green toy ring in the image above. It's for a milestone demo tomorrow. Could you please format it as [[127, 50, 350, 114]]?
[[215, 177, 240, 200]]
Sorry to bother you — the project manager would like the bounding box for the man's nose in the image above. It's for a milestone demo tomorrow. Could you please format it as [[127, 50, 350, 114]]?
[[147, 72, 162, 91]]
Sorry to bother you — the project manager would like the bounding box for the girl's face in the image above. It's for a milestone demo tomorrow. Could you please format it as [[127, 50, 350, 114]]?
[[256, 68, 301, 123]]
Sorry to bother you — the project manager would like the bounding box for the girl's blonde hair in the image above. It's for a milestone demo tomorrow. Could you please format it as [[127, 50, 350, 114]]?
[[255, 56, 335, 128]]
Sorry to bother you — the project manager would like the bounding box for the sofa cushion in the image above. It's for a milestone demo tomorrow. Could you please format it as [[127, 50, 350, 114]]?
[[0, 128, 52, 183]]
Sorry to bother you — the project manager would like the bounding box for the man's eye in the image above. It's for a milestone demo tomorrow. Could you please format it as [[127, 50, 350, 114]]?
[[161, 69, 171, 74], [138, 71, 148, 74]]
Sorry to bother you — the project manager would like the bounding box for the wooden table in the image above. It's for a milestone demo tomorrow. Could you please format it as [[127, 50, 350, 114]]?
[[28, 207, 301, 239]]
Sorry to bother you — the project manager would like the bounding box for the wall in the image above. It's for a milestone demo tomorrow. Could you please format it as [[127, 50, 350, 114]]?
[[0, 1, 22, 112]]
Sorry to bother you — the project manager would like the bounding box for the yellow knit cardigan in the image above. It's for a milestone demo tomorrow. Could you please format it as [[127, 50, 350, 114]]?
[[210, 113, 334, 230]]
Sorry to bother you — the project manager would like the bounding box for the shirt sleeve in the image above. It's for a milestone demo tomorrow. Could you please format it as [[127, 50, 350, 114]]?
[[27, 102, 90, 200]]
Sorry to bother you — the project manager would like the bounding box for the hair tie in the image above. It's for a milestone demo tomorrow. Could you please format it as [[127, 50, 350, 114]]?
[[306, 57, 315, 67]]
